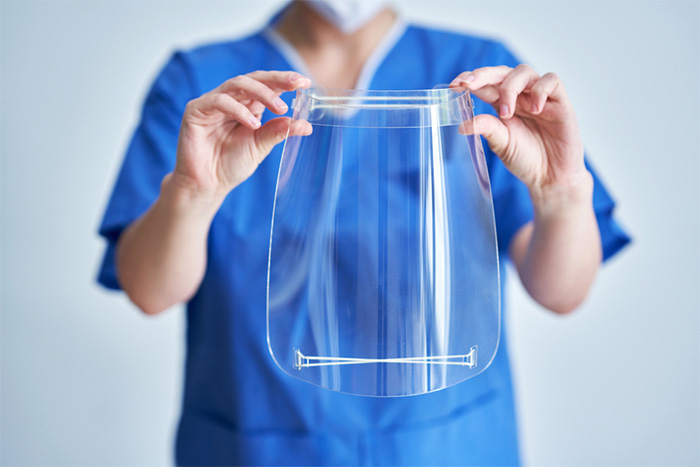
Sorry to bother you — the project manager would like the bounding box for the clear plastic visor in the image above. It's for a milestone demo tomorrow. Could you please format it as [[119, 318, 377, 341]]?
[[267, 87, 500, 397]]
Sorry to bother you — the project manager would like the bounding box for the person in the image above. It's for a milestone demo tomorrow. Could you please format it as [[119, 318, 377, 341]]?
[[97, 1, 631, 465]]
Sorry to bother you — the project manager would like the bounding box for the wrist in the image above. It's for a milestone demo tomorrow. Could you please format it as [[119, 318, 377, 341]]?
[[528, 171, 595, 220], [158, 172, 226, 221]]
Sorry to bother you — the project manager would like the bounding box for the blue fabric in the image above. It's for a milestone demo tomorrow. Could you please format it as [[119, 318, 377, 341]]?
[[97, 22, 631, 467]]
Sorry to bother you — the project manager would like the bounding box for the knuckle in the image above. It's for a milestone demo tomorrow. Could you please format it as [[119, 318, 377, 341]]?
[[472, 68, 489, 79], [530, 79, 547, 92], [236, 74, 253, 85], [227, 76, 243, 88], [239, 74, 255, 85], [531, 93, 545, 105], [250, 70, 273, 81], [500, 84, 517, 96], [185, 96, 205, 111], [516, 63, 536, 75], [212, 93, 228, 107]]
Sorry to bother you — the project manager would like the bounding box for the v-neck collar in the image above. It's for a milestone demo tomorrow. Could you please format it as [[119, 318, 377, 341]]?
[[261, 9, 408, 90]]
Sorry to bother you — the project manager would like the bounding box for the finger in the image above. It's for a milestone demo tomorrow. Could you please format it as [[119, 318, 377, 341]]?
[[253, 117, 312, 158], [452, 66, 513, 92], [458, 118, 475, 135], [472, 113, 510, 156], [247, 70, 312, 93], [449, 70, 476, 88], [498, 64, 539, 119], [248, 101, 266, 120], [191, 92, 261, 129], [253, 117, 292, 161], [219, 75, 290, 115], [466, 84, 500, 104], [288, 119, 313, 137], [459, 85, 534, 113], [529, 72, 562, 114]]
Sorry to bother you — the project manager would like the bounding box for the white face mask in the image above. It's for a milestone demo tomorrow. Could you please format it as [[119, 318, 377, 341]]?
[[303, 0, 391, 35]]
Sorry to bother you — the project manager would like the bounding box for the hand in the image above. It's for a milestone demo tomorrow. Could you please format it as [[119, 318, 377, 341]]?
[[450, 65, 589, 195], [171, 70, 313, 203]]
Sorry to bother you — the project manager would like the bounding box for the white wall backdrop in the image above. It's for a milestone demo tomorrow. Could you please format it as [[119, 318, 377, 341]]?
[[1, 1, 698, 465]]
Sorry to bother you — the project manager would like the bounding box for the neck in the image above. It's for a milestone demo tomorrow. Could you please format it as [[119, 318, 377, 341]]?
[[275, 1, 397, 88]]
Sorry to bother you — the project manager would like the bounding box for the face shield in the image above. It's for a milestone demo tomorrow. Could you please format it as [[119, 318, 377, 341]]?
[[267, 87, 500, 397]]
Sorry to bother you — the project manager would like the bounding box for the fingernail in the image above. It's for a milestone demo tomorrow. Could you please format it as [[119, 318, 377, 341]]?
[[500, 104, 509, 118], [465, 73, 475, 83], [249, 116, 261, 128], [531, 103, 538, 113], [274, 97, 287, 109]]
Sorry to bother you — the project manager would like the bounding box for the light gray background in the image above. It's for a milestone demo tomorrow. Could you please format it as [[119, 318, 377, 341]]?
[[1, 1, 698, 465]]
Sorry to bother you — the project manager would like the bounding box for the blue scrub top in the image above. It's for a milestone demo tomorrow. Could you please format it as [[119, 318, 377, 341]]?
[[97, 14, 631, 467]]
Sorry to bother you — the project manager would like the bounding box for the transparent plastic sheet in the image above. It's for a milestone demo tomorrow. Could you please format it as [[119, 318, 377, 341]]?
[[267, 87, 500, 397]]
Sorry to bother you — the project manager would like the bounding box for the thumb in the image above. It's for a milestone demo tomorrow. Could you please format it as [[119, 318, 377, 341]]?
[[253, 117, 292, 158], [472, 113, 510, 157], [253, 117, 313, 160]]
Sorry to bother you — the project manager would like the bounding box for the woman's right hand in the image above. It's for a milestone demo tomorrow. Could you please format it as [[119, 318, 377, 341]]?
[[170, 70, 313, 203]]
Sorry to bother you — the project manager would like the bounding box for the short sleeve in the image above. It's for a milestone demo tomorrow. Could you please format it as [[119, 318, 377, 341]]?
[[477, 42, 631, 262], [96, 52, 196, 290]]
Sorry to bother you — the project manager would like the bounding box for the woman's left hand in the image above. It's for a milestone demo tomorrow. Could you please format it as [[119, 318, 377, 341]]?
[[450, 65, 589, 194], [452, 65, 601, 314]]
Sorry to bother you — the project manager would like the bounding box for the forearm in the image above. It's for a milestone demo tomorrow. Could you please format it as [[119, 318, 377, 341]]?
[[116, 173, 224, 315], [510, 172, 602, 314]]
